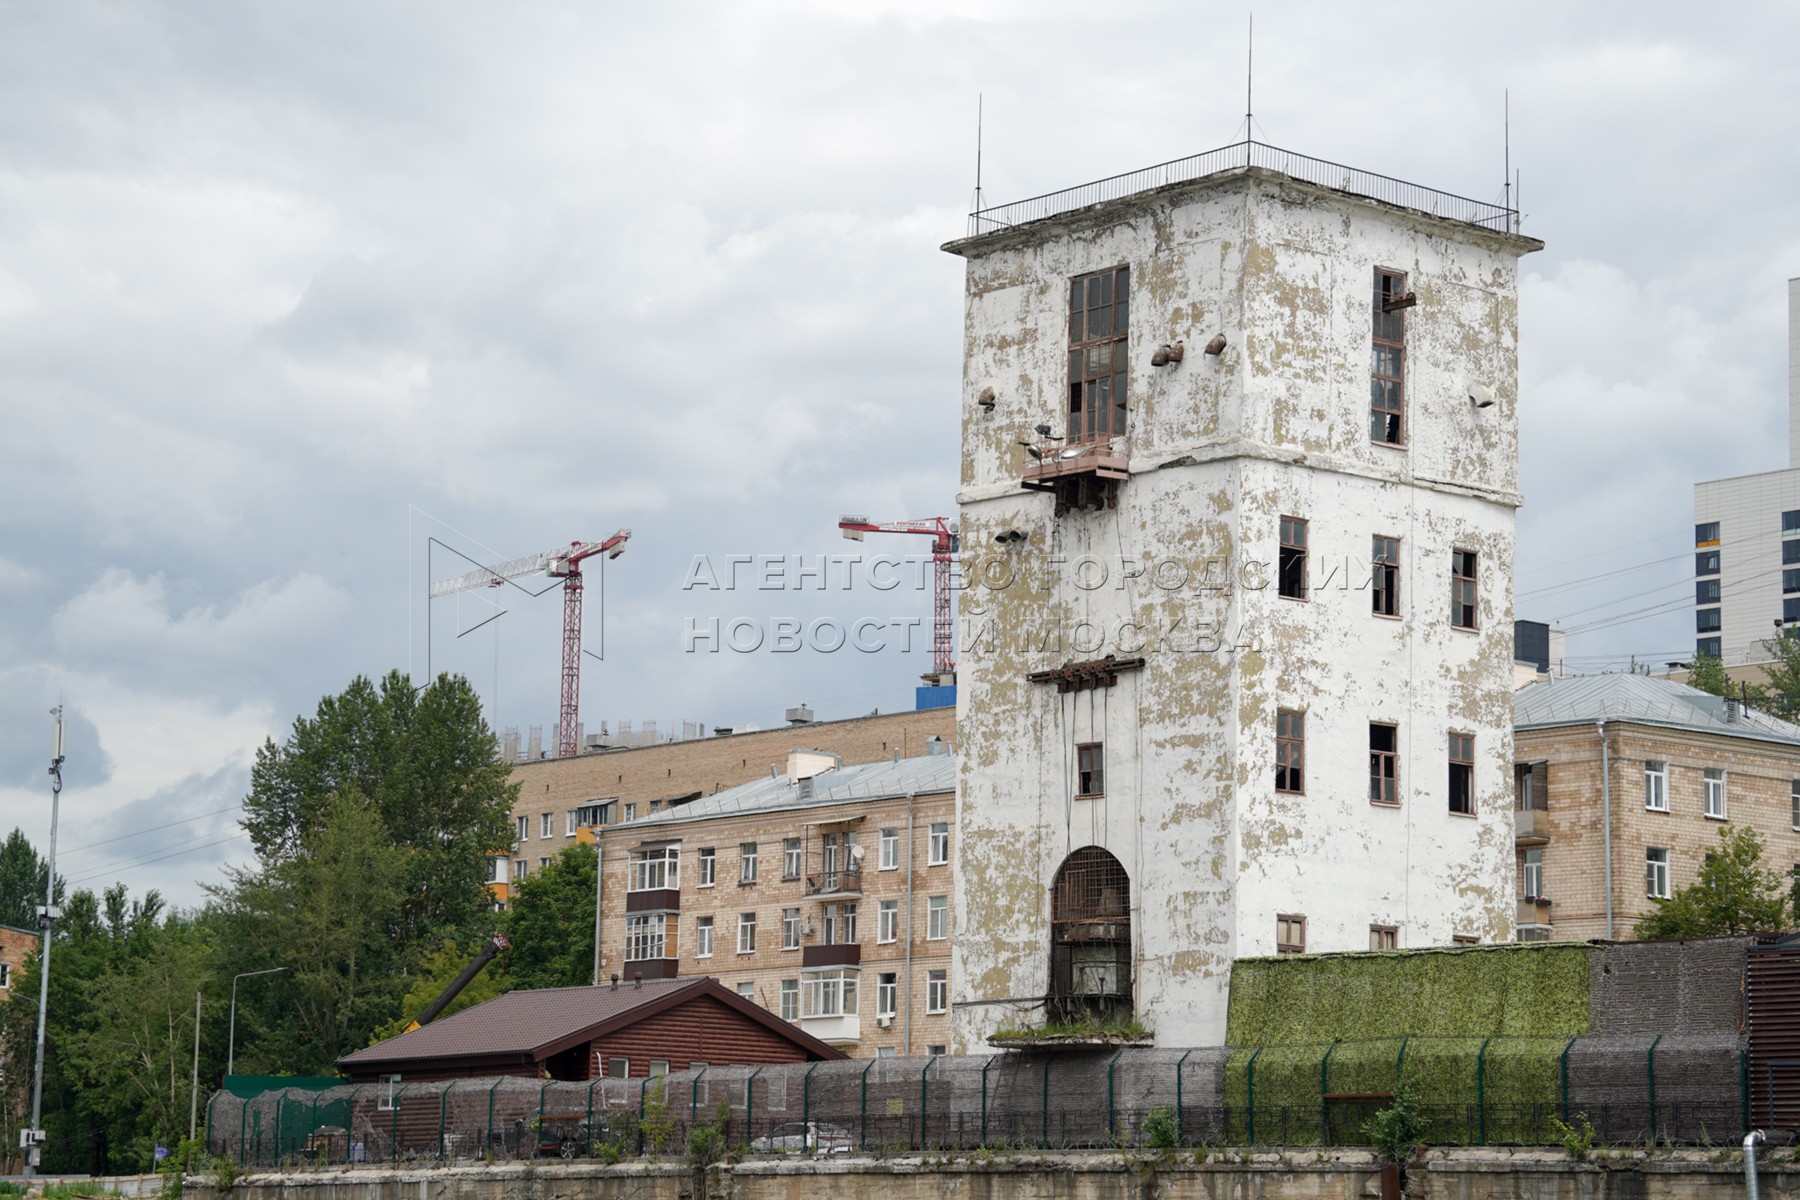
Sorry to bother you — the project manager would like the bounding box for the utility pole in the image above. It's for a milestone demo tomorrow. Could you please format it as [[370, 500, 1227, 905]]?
[[189, 992, 201, 1140], [24, 707, 65, 1177]]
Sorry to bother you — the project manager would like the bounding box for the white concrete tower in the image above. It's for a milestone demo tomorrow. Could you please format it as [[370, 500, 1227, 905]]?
[[945, 148, 1543, 1050]]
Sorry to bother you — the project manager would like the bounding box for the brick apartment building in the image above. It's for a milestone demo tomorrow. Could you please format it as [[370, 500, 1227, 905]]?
[[492, 707, 954, 905], [0, 923, 38, 993], [1514, 673, 1800, 940], [596, 751, 955, 1059]]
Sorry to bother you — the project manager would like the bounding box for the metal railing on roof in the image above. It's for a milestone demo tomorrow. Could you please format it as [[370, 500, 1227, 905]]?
[[967, 139, 1518, 238]]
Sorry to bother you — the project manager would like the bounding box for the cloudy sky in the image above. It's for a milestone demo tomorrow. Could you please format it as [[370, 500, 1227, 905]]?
[[2, 1, 1796, 906]]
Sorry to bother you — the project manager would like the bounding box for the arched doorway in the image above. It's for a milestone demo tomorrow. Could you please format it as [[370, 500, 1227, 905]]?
[[1048, 847, 1132, 1023]]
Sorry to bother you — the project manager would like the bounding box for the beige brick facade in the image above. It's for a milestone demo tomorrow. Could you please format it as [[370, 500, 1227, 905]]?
[[0, 924, 37, 995], [1515, 719, 1800, 940]]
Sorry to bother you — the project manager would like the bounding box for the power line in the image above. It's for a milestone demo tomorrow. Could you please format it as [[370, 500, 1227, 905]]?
[[1516, 551, 1691, 602], [59, 804, 243, 857], [65, 831, 248, 887]]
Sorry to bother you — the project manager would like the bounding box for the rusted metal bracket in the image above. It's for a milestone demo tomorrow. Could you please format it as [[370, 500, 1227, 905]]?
[[1025, 654, 1146, 693]]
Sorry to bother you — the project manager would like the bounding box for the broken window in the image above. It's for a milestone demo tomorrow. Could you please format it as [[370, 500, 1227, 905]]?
[[1370, 723, 1399, 806], [1068, 266, 1130, 444], [1276, 914, 1306, 954], [1451, 550, 1479, 630], [1372, 536, 1400, 617], [1276, 709, 1305, 795], [1448, 733, 1475, 815], [1048, 847, 1132, 1023], [1371, 269, 1406, 445], [1279, 516, 1308, 600], [1076, 742, 1105, 797]]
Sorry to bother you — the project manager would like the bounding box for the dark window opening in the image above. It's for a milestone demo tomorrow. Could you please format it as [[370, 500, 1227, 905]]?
[[1370, 723, 1399, 806], [1279, 516, 1308, 600], [1276, 709, 1305, 795], [1048, 847, 1132, 1024], [1373, 536, 1400, 617], [1449, 733, 1475, 815], [1696, 522, 1719, 544], [1697, 579, 1722, 604], [1451, 550, 1479, 629], [1076, 742, 1105, 798], [1370, 269, 1406, 445], [1697, 607, 1721, 633], [1068, 267, 1130, 444], [1785, 542, 1800, 566], [1697, 551, 1721, 576], [1697, 636, 1721, 659], [1785, 510, 1800, 535]]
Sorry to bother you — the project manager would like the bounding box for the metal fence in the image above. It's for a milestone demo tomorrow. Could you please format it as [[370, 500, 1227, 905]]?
[[205, 1034, 1750, 1168], [966, 139, 1519, 238]]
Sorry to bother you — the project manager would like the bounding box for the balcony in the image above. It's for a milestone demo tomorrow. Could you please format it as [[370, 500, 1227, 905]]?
[[805, 866, 862, 901], [620, 957, 679, 981], [803, 943, 861, 969], [797, 1012, 860, 1045], [625, 888, 680, 913], [1020, 442, 1130, 517], [1517, 897, 1553, 929], [1514, 809, 1550, 845]]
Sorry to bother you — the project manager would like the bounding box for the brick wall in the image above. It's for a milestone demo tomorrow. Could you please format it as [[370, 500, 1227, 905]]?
[[589, 994, 817, 1079], [0, 923, 39, 993]]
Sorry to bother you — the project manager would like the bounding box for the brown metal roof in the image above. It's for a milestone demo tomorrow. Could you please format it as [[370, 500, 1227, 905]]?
[[336, 976, 843, 1069]]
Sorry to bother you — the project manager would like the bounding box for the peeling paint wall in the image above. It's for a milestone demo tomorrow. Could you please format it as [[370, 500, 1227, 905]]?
[[945, 168, 1542, 1051]]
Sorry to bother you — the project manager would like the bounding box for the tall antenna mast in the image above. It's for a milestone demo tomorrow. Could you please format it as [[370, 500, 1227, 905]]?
[[1503, 89, 1512, 232], [1245, 14, 1254, 160], [973, 92, 985, 212]]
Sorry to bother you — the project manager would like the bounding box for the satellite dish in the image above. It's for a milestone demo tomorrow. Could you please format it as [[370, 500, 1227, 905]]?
[[1468, 382, 1497, 409]]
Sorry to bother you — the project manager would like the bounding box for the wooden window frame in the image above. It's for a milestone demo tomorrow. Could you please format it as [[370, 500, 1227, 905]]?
[[1369, 924, 1398, 951], [1451, 549, 1479, 630], [1372, 535, 1401, 617], [1276, 708, 1305, 795], [1371, 269, 1407, 446], [1448, 732, 1475, 815], [1276, 913, 1307, 954], [1067, 266, 1131, 444], [1279, 516, 1308, 601], [1370, 723, 1400, 806], [1076, 742, 1105, 798]]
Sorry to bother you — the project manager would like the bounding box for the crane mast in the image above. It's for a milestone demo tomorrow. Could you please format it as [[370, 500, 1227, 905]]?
[[837, 515, 959, 679]]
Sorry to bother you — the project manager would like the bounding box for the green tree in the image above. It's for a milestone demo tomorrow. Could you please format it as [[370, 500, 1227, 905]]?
[[0, 828, 61, 930], [1756, 629, 1800, 723], [1635, 825, 1792, 939], [370, 937, 510, 1043], [1682, 653, 1739, 701], [503, 842, 597, 990]]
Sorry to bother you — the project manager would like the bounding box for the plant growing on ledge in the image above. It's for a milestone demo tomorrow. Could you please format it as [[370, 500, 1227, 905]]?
[[1363, 1083, 1425, 1165], [988, 1014, 1152, 1045]]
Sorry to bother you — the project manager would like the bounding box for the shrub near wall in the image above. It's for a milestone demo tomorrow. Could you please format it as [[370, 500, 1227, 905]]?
[[1222, 944, 1592, 1144]]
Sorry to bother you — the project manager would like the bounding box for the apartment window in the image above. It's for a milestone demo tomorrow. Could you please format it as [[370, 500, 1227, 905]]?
[[782, 907, 802, 950], [1704, 768, 1727, 820], [1696, 522, 1719, 545], [512, 859, 527, 882], [1696, 582, 1723, 611], [779, 979, 799, 1022], [1521, 848, 1544, 899], [877, 899, 899, 943], [1452, 935, 1479, 946], [488, 856, 507, 884], [1451, 550, 1479, 629], [1515, 761, 1547, 811], [1076, 742, 1105, 797], [1067, 265, 1130, 443], [1279, 516, 1308, 600], [1791, 781, 1799, 830], [740, 842, 758, 883], [737, 912, 757, 954], [1370, 723, 1399, 806], [1646, 847, 1671, 899], [1787, 597, 1800, 624], [927, 1044, 948, 1057], [0, 962, 10, 988], [1276, 914, 1306, 954], [801, 968, 858, 1018], [1698, 551, 1721, 576], [1372, 536, 1401, 616], [1697, 608, 1722, 633], [695, 915, 714, 958], [628, 846, 679, 891], [1275, 709, 1305, 794], [1786, 510, 1800, 535], [1786, 569, 1800, 594], [927, 895, 949, 940], [1788, 543, 1800, 566], [698, 847, 716, 886], [877, 1046, 896, 1058], [623, 803, 637, 822], [927, 969, 948, 1014], [1371, 268, 1406, 445], [737, 982, 755, 1001], [568, 802, 610, 835], [823, 902, 857, 945], [1645, 761, 1668, 811], [1697, 636, 1722, 659], [1448, 733, 1475, 815], [879, 828, 900, 870], [928, 822, 950, 866], [624, 913, 666, 961], [538, 857, 550, 869], [782, 837, 802, 880], [876, 972, 898, 1018], [540, 812, 553, 838], [515, 815, 528, 843], [1370, 925, 1398, 951]]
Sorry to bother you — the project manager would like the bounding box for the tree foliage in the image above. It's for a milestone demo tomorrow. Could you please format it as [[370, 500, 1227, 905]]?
[[1682, 653, 1738, 701], [503, 841, 597, 990], [1756, 630, 1800, 723], [1635, 825, 1793, 939], [370, 937, 511, 1044], [0, 828, 60, 930]]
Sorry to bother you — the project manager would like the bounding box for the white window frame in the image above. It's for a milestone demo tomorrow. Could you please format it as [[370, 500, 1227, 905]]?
[[1521, 848, 1544, 900], [512, 859, 527, 882], [879, 828, 900, 870], [801, 968, 859, 1018], [736, 982, 755, 1001], [698, 848, 716, 887], [624, 913, 667, 961], [607, 1057, 629, 1080], [927, 895, 948, 940], [516, 815, 529, 843], [783, 838, 803, 880], [926, 970, 948, 1014], [488, 856, 508, 885], [927, 822, 949, 866], [377, 1074, 402, 1111], [877, 899, 898, 944], [623, 802, 637, 822], [1792, 780, 1800, 831], [779, 979, 799, 1022], [781, 907, 802, 950], [1645, 761, 1668, 811], [876, 972, 898, 1018], [566, 810, 579, 836], [1646, 847, 1671, 899], [628, 846, 680, 892], [1704, 768, 1728, 820], [740, 843, 759, 883], [541, 812, 554, 838], [695, 915, 714, 958], [737, 911, 757, 954]]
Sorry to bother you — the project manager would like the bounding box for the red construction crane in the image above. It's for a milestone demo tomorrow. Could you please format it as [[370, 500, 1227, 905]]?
[[838, 515, 959, 678], [431, 531, 631, 758]]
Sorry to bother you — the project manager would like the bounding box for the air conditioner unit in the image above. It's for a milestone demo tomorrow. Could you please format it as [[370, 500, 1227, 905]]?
[[876, 1016, 893, 1029]]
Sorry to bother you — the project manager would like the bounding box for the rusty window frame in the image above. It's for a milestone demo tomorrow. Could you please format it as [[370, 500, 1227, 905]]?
[[1276, 913, 1306, 954], [1448, 732, 1475, 815], [1369, 925, 1398, 951], [1370, 722, 1400, 806], [1451, 549, 1479, 630], [1372, 535, 1401, 617], [1276, 708, 1305, 795], [1371, 268, 1406, 445], [1068, 266, 1130, 444], [1278, 516, 1308, 600], [1076, 742, 1105, 797]]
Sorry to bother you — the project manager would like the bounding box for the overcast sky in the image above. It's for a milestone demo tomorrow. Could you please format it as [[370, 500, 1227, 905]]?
[[2, 1, 1797, 906]]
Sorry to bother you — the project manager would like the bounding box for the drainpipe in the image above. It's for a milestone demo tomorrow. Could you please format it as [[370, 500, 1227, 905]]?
[[1745, 1130, 1765, 1200], [904, 790, 917, 1055], [591, 842, 605, 985], [1599, 719, 1614, 939]]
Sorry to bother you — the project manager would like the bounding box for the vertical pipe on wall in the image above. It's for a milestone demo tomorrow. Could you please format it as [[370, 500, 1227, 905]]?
[[1175, 1049, 1193, 1145], [1599, 719, 1614, 939], [904, 791, 917, 1056]]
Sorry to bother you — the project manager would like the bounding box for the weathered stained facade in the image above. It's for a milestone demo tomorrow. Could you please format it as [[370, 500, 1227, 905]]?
[[945, 157, 1542, 1048]]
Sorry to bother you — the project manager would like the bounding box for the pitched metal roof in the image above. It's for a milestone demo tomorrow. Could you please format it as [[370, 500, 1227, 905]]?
[[1514, 674, 1800, 748], [619, 751, 955, 831]]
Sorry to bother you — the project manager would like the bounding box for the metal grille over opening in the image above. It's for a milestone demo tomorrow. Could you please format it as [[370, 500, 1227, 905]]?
[[1049, 847, 1132, 1024]]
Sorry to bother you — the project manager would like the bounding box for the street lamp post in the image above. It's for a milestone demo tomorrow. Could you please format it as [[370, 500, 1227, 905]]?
[[228, 967, 289, 1079], [24, 708, 66, 1178]]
